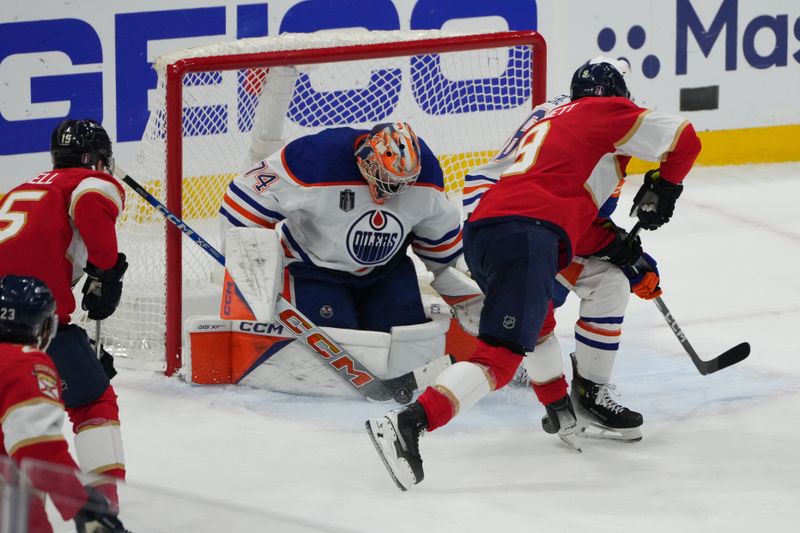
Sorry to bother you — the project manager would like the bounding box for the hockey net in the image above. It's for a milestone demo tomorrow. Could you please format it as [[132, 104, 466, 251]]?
[[84, 30, 546, 374]]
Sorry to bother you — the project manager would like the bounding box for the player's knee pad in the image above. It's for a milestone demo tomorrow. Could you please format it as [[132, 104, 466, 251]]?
[[523, 333, 564, 384], [387, 320, 447, 378], [430, 361, 493, 415], [46, 324, 110, 409], [467, 340, 524, 390]]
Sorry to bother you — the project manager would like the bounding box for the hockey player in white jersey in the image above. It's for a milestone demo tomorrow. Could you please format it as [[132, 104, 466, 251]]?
[[218, 122, 482, 387]]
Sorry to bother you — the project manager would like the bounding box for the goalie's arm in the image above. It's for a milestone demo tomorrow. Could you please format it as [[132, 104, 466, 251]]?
[[218, 150, 310, 252]]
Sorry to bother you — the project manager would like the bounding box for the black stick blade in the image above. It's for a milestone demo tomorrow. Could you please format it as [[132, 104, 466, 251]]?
[[696, 342, 751, 375]]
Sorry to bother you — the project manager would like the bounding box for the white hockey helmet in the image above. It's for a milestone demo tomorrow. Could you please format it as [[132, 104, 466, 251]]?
[[355, 122, 422, 204]]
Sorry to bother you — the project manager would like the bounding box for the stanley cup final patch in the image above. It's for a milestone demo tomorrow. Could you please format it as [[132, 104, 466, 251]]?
[[339, 189, 355, 212]]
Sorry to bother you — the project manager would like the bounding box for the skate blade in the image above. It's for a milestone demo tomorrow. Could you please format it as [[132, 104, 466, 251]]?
[[577, 422, 642, 443], [556, 419, 582, 452], [365, 419, 416, 491], [557, 429, 583, 452]]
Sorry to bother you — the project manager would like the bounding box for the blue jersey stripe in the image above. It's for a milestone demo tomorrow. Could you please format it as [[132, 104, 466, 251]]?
[[463, 194, 482, 207], [413, 226, 460, 246], [281, 225, 312, 264], [415, 247, 463, 265], [580, 315, 625, 324], [219, 206, 247, 227], [464, 174, 498, 184], [575, 333, 620, 351], [229, 183, 286, 221]]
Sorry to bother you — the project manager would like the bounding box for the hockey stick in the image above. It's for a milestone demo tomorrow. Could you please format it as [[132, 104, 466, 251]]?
[[95, 320, 102, 358], [114, 166, 452, 402], [627, 222, 750, 374]]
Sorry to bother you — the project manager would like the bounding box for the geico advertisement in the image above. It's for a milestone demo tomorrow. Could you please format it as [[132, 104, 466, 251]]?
[[0, 0, 798, 190], [0, 0, 536, 189]]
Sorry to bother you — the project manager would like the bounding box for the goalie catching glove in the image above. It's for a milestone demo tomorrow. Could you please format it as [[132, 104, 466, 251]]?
[[630, 169, 683, 230], [81, 253, 128, 320], [621, 253, 662, 300], [429, 266, 483, 336]]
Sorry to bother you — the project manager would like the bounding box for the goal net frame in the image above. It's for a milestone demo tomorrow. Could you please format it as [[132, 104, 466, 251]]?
[[127, 29, 546, 375]]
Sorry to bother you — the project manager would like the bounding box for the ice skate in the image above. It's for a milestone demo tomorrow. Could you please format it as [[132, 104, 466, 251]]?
[[366, 402, 427, 491], [541, 395, 582, 452], [571, 354, 643, 443]]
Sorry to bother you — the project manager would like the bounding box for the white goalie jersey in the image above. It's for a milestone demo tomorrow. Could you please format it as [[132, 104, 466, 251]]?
[[219, 127, 463, 275]]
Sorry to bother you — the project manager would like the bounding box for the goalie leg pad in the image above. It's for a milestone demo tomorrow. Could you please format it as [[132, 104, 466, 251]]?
[[237, 324, 391, 398], [223, 227, 284, 323], [387, 320, 448, 378]]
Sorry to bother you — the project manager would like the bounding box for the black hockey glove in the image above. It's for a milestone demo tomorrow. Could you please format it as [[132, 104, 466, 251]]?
[[88, 338, 118, 379], [74, 487, 130, 533], [630, 169, 683, 230], [591, 221, 643, 267], [81, 253, 128, 321]]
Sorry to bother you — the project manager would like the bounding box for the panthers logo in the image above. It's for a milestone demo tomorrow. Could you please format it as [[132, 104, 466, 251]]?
[[346, 210, 404, 265]]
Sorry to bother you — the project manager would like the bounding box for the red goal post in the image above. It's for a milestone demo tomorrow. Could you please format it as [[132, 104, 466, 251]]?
[[97, 29, 547, 376]]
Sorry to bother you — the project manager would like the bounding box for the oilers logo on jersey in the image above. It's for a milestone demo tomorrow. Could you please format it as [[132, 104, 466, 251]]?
[[346, 210, 404, 265]]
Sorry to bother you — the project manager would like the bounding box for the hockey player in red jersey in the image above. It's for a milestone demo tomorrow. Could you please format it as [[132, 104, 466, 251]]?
[[367, 58, 701, 490], [0, 275, 128, 532], [0, 119, 128, 504], [466, 61, 663, 443]]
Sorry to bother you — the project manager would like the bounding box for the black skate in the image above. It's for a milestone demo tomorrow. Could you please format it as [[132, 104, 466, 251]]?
[[541, 395, 582, 452], [571, 354, 643, 443], [366, 402, 427, 491]]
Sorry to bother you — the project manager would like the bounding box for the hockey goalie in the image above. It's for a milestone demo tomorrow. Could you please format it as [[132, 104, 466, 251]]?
[[185, 74, 480, 398]]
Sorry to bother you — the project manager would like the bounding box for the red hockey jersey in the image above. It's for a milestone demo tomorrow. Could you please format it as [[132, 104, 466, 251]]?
[[0, 168, 125, 324], [468, 96, 701, 260], [0, 344, 87, 525]]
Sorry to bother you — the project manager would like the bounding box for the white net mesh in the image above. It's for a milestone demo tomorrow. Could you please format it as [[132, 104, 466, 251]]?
[[83, 30, 544, 372]]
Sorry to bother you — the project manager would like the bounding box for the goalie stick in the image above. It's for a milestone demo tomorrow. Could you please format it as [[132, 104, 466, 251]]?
[[115, 166, 452, 402], [627, 222, 750, 374]]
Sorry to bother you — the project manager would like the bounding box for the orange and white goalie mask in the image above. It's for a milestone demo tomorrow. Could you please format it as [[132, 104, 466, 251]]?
[[355, 122, 422, 204]]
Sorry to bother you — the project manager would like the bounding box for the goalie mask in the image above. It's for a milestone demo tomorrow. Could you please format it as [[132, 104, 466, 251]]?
[[0, 275, 58, 351], [355, 122, 422, 204], [570, 56, 632, 101]]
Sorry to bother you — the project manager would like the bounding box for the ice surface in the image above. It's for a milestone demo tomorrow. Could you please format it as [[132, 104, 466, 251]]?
[[78, 163, 800, 532]]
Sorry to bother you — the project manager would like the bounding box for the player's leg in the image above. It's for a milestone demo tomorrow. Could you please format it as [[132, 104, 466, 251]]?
[[565, 258, 642, 441], [285, 262, 359, 329], [46, 324, 124, 505], [367, 220, 561, 489], [520, 306, 580, 450], [357, 254, 427, 332]]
